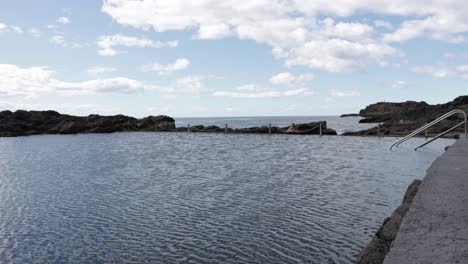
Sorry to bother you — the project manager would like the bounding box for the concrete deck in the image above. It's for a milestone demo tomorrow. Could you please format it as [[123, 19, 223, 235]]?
[[384, 138, 468, 264]]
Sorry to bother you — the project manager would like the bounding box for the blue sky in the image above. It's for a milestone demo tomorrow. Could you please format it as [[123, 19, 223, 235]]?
[[0, 0, 467, 117]]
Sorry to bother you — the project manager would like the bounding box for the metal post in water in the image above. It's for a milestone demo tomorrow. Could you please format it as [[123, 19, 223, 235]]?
[[268, 123, 271, 134], [225, 124, 228, 133], [187, 124, 190, 133], [319, 122, 323, 136], [378, 124, 381, 138]]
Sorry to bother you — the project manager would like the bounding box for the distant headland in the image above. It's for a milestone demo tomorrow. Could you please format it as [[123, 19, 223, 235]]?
[[343, 95, 468, 137]]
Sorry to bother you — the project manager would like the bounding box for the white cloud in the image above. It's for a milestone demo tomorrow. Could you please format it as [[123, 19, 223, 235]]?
[[49, 35, 66, 46], [411, 64, 468, 79], [320, 19, 374, 40], [57, 17, 70, 25], [213, 83, 315, 98], [97, 34, 178, 56], [175, 75, 210, 93], [270, 72, 314, 85], [331, 89, 361, 97], [0, 101, 120, 116], [143, 75, 214, 94], [28, 28, 41, 38], [49, 35, 83, 48], [0, 64, 145, 97], [388, 80, 408, 88], [101, 0, 468, 71], [140, 58, 190, 75], [270, 72, 295, 85], [0, 22, 22, 34], [456, 65, 468, 79], [103, 0, 450, 72], [374, 20, 393, 30], [235, 84, 265, 91], [148, 106, 170, 113], [213, 88, 315, 98], [86, 66, 118, 76], [410, 65, 452, 78], [198, 23, 231, 39]]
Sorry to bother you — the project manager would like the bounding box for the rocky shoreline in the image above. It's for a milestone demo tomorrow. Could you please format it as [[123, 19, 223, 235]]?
[[1, 95, 466, 138], [343, 96, 468, 137], [0, 110, 337, 137], [340, 113, 360, 117], [355, 179, 422, 264]]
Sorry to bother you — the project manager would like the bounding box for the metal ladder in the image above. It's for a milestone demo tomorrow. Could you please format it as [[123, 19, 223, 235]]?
[[390, 109, 467, 151]]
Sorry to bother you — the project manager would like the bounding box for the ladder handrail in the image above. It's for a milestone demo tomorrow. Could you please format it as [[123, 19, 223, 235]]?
[[414, 121, 466, 151], [390, 109, 467, 150]]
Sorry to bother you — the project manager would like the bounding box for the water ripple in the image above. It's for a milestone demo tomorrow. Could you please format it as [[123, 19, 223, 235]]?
[[0, 132, 452, 263]]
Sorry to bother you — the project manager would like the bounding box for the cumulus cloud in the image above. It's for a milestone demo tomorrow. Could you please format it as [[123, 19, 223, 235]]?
[[374, 20, 393, 30], [28, 28, 41, 38], [175, 75, 210, 93], [388, 80, 408, 88], [143, 75, 212, 94], [99, 0, 468, 72], [49, 35, 83, 48], [0, 101, 120, 116], [213, 82, 315, 98], [213, 88, 315, 98], [97, 34, 178, 56], [0, 22, 22, 34], [49, 35, 66, 46], [0, 64, 146, 97], [86, 66, 118, 76], [410, 65, 452, 78], [331, 89, 361, 97], [270, 72, 314, 85], [140, 58, 190, 75], [411, 64, 468, 79], [57, 16, 70, 25]]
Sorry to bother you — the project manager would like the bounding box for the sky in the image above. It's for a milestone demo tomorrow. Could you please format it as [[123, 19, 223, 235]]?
[[0, 0, 468, 117]]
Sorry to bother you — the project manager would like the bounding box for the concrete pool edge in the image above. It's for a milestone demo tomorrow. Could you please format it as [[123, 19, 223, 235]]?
[[356, 137, 468, 264]]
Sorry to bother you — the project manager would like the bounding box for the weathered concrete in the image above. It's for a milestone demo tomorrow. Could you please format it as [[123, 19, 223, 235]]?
[[383, 138, 468, 264]]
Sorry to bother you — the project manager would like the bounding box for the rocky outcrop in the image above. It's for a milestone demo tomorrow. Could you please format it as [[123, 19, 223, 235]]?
[[343, 96, 468, 136], [355, 180, 422, 264], [0, 110, 175, 137], [0, 110, 338, 137], [340, 113, 360, 117], [182, 121, 337, 135]]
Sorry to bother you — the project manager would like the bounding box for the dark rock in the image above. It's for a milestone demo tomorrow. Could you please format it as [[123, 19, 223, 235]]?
[[0, 110, 340, 137], [0, 110, 176, 137], [340, 113, 360, 117], [235, 126, 273, 134], [355, 180, 422, 264], [346, 96, 468, 136], [285, 121, 337, 135], [180, 121, 337, 135]]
